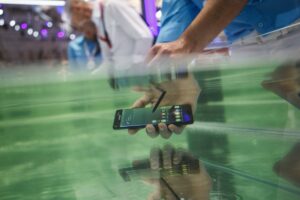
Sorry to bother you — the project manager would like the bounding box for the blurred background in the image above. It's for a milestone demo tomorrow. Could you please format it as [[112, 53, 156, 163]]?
[[0, 0, 162, 68]]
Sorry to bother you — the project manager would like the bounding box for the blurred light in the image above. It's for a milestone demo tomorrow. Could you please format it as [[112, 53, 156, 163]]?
[[27, 28, 33, 35], [0, 0, 65, 6], [57, 31, 65, 38], [9, 20, 16, 27], [46, 21, 53, 28], [156, 10, 162, 20], [40, 28, 48, 37], [33, 31, 39, 38], [56, 6, 64, 15], [0, 9, 3, 16], [21, 23, 28, 30], [69, 34, 76, 40], [14, 24, 20, 31], [0, 18, 4, 26]]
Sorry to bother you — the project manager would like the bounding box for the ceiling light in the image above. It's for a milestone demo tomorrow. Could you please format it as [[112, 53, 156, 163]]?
[[69, 34, 76, 40], [46, 21, 53, 28], [15, 24, 20, 31], [0, 19, 4, 26], [27, 28, 33, 35], [9, 20, 16, 27], [33, 31, 39, 37]]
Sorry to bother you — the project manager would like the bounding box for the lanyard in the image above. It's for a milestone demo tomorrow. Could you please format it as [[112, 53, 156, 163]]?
[[84, 41, 98, 70], [83, 41, 98, 59], [98, 2, 112, 49]]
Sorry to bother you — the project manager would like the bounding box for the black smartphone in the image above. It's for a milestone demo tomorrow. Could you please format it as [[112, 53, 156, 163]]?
[[113, 104, 193, 130]]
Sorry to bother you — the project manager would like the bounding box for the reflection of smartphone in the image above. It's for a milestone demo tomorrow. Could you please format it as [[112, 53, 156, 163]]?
[[119, 158, 200, 182], [113, 104, 193, 130]]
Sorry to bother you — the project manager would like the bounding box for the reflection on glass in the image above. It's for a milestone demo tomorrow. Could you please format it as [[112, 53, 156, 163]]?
[[119, 145, 212, 200], [262, 60, 300, 109], [274, 142, 300, 187]]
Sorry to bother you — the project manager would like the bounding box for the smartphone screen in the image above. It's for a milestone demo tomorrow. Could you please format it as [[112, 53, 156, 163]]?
[[113, 105, 193, 129]]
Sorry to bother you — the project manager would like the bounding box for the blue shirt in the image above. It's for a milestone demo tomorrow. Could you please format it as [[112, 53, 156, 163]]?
[[157, 0, 300, 43], [67, 36, 102, 71]]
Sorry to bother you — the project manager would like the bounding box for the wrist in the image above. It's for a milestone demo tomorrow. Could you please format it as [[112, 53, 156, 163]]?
[[179, 33, 204, 53]]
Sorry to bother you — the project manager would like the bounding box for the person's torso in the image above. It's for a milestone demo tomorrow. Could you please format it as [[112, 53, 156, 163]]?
[[69, 36, 102, 69], [158, 0, 300, 43], [92, 0, 146, 66]]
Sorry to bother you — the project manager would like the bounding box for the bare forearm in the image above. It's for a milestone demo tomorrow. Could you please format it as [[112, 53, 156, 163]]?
[[181, 0, 247, 52]]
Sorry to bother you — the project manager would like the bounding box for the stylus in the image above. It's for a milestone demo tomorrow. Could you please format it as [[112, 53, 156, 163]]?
[[160, 177, 181, 200], [152, 87, 166, 113], [149, 79, 167, 113]]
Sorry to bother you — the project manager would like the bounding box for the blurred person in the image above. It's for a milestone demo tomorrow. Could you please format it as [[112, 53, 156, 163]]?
[[66, 0, 153, 88], [68, 20, 102, 72]]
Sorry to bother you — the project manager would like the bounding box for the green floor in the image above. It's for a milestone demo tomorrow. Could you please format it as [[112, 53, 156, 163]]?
[[0, 64, 299, 200]]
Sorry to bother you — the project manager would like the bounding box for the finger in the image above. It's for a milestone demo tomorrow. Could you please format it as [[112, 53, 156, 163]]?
[[158, 123, 172, 139], [131, 95, 151, 108], [168, 124, 185, 135], [148, 51, 163, 68], [162, 144, 174, 169], [146, 45, 160, 64], [128, 128, 140, 135], [148, 46, 171, 68], [173, 148, 185, 165], [146, 124, 159, 138], [150, 147, 161, 170]]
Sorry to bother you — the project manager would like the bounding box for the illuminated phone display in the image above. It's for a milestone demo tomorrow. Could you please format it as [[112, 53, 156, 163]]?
[[113, 105, 193, 129]]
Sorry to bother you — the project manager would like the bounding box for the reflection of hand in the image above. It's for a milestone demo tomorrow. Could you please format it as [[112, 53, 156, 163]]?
[[273, 143, 300, 187], [262, 61, 300, 109], [147, 145, 212, 200], [128, 74, 201, 139]]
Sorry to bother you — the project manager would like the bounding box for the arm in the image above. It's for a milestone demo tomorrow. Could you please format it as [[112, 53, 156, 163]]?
[[149, 0, 247, 60], [181, 0, 247, 52]]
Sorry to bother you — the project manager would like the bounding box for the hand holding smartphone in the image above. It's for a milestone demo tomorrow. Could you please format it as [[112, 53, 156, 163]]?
[[113, 104, 194, 130]]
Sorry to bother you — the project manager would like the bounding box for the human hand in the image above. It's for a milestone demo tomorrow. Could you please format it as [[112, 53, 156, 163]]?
[[147, 145, 212, 200], [128, 74, 201, 139], [147, 37, 197, 68]]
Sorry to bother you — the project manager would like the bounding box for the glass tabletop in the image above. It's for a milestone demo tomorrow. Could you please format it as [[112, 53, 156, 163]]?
[[0, 59, 299, 200]]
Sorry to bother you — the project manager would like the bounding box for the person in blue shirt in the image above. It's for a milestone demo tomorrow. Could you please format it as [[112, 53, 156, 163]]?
[[68, 20, 102, 72], [148, 0, 300, 61]]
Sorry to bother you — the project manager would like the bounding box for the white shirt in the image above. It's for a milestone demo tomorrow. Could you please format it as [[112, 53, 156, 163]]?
[[91, 0, 153, 77]]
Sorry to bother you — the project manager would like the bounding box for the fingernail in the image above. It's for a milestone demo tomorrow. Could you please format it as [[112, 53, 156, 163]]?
[[159, 125, 165, 131], [147, 126, 155, 133], [168, 127, 174, 132]]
